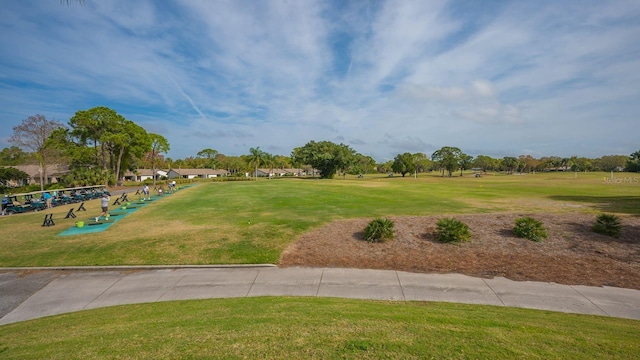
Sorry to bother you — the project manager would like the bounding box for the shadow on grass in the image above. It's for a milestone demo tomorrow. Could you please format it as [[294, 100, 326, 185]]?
[[548, 196, 640, 215]]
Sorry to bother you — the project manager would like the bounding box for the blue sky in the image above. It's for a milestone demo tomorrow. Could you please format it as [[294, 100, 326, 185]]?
[[1, 0, 639, 162]]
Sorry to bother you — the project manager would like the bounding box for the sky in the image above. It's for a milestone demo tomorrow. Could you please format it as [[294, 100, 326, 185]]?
[[1, 0, 639, 162]]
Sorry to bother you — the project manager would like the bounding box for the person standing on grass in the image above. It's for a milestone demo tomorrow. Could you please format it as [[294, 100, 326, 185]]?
[[143, 184, 150, 200], [1, 195, 9, 215], [95, 193, 110, 222], [43, 192, 52, 209]]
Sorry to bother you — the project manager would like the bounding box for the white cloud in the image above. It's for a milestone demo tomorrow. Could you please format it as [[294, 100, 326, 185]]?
[[0, 0, 639, 161]]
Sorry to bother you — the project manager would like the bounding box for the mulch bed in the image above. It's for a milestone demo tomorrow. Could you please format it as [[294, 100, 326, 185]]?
[[279, 213, 640, 289]]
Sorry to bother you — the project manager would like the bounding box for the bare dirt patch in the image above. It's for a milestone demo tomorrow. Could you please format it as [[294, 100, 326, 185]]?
[[280, 213, 640, 290]]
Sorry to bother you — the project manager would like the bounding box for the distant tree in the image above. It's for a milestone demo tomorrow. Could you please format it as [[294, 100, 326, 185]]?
[[626, 150, 640, 172], [149, 134, 170, 186], [376, 160, 393, 174], [273, 155, 292, 169], [391, 152, 416, 177], [541, 156, 562, 171], [518, 155, 540, 173], [431, 146, 462, 177], [218, 155, 244, 175], [0, 146, 30, 166], [0, 167, 29, 188], [458, 153, 474, 176], [350, 154, 376, 175], [197, 148, 219, 169], [248, 147, 265, 180], [413, 153, 431, 174], [595, 155, 628, 172], [9, 114, 65, 191], [473, 155, 497, 173], [291, 141, 356, 179], [502, 156, 519, 174], [574, 157, 594, 172], [262, 152, 275, 177]]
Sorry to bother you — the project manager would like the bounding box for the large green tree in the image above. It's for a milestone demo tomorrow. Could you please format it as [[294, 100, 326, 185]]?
[[501, 156, 519, 174], [458, 153, 474, 176], [291, 141, 356, 179], [431, 146, 462, 177], [413, 153, 432, 174], [64, 106, 151, 186], [595, 155, 628, 172], [391, 152, 416, 177], [350, 154, 376, 175], [149, 134, 170, 186], [196, 148, 219, 169], [473, 155, 497, 173], [9, 114, 65, 191], [626, 151, 640, 172]]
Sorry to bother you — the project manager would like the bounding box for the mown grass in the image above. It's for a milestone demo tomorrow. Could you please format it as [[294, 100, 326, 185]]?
[[2, 173, 639, 358], [0, 297, 638, 359], [1, 172, 639, 267]]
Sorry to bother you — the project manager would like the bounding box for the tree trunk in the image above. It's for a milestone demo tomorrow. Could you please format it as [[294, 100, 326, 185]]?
[[115, 147, 125, 187]]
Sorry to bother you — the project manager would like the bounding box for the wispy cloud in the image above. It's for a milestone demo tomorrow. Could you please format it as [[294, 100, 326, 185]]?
[[1, 0, 639, 161]]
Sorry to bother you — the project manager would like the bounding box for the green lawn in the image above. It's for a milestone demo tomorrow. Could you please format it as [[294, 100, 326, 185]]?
[[2, 172, 639, 358], [0, 297, 638, 359], [1, 172, 639, 267]]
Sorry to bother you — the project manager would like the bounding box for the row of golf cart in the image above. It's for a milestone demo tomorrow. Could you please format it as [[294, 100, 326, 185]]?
[[2, 185, 109, 215]]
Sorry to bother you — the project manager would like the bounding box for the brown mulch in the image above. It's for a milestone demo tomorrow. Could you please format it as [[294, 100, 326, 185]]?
[[279, 213, 640, 290]]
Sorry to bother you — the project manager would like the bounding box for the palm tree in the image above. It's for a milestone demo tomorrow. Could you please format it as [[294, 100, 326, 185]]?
[[248, 147, 263, 180]]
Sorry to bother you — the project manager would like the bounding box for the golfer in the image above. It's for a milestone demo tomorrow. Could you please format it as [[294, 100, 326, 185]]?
[[95, 193, 110, 222], [1, 195, 9, 215]]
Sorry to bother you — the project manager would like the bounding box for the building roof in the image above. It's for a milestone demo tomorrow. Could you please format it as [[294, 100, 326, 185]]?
[[168, 168, 230, 175]]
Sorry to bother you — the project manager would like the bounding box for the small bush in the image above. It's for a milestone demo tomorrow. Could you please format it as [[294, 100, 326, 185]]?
[[513, 217, 547, 242], [363, 218, 395, 243], [593, 213, 622, 238], [436, 218, 471, 243]]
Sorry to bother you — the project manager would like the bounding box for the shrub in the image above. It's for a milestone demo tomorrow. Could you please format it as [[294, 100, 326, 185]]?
[[363, 218, 395, 243], [593, 213, 622, 238], [436, 218, 471, 243], [513, 217, 547, 242]]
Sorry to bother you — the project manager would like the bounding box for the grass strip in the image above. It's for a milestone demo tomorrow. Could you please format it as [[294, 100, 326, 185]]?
[[0, 297, 638, 359]]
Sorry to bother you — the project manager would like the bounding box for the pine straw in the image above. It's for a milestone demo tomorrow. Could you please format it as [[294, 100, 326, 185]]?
[[280, 213, 640, 290]]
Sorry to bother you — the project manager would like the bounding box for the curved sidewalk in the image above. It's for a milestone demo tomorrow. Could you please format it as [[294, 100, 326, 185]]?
[[2, 266, 640, 325]]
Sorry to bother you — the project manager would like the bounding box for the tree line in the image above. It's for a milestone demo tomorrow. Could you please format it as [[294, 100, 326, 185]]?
[[2, 108, 640, 189]]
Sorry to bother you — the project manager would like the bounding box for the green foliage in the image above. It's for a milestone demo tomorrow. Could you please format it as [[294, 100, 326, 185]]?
[[513, 217, 547, 242], [363, 218, 395, 242], [391, 152, 416, 177], [431, 146, 462, 177], [436, 218, 471, 243], [291, 140, 356, 179], [62, 167, 113, 187], [0, 146, 31, 165], [502, 156, 519, 174], [593, 213, 622, 238], [0, 167, 29, 186], [626, 150, 640, 172]]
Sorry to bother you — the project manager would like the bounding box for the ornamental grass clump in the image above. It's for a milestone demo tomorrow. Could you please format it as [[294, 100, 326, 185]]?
[[593, 213, 622, 238], [435, 218, 471, 243], [513, 216, 547, 242], [363, 218, 395, 243]]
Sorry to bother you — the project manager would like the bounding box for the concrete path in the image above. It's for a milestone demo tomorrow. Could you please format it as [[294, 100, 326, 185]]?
[[1, 266, 640, 325]]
